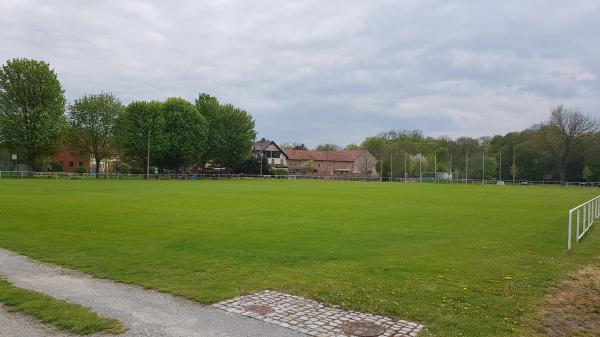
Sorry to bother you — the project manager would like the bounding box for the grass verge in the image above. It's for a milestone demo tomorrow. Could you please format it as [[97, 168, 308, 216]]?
[[0, 278, 125, 335]]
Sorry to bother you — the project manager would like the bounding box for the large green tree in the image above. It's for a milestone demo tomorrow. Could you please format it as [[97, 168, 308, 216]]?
[[545, 105, 598, 184], [115, 101, 164, 174], [195, 93, 256, 169], [67, 93, 124, 175], [156, 97, 208, 171], [0, 58, 66, 169]]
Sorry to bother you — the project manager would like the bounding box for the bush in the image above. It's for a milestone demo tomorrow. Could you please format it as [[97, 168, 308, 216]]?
[[270, 168, 288, 176], [118, 163, 131, 174], [75, 167, 87, 174], [50, 161, 63, 172]]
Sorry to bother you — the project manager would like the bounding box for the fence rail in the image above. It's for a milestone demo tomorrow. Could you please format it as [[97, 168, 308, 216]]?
[[568, 195, 600, 250], [0, 171, 600, 186]]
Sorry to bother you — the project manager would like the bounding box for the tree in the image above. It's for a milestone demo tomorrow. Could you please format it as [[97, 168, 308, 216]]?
[[546, 105, 598, 184], [195, 93, 256, 169], [316, 144, 342, 151], [114, 101, 164, 174], [582, 165, 592, 182], [303, 160, 315, 173], [0, 58, 66, 169], [67, 93, 123, 175], [156, 98, 208, 171]]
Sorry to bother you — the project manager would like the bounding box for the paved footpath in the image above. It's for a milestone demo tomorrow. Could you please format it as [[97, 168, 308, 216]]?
[[0, 248, 307, 337]]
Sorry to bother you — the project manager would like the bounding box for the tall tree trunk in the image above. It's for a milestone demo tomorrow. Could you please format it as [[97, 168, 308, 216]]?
[[95, 156, 101, 178]]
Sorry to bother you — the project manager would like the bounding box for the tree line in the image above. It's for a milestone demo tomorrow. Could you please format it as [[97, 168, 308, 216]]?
[[1, 58, 598, 183], [309, 107, 598, 184], [0, 58, 256, 174]]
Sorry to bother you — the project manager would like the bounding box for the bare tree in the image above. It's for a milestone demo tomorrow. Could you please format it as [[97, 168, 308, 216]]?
[[547, 105, 598, 184]]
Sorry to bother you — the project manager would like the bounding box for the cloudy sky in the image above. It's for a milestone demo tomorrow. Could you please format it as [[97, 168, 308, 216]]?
[[1, 1, 599, 146]]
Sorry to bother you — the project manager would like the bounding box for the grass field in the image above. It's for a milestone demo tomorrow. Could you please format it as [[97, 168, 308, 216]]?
[[0, 278, 125, 334], [0, 179, 598, 337]]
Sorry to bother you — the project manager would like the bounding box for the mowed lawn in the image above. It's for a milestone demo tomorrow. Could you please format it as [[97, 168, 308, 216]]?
[[0, 180, 598, 337]]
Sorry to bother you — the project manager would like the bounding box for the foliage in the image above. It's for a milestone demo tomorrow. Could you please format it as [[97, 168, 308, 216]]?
[[231, 156, 268, 174], [50, 161, 64, 172], [195, 93, 256, 168], [0, 278, 125, 334], [269, 167, 288, 175], [155, 97, 208, 170], [0, 58, 66, 169], [0, 180, 598, 337], [582, 165, 592, 181], [357, 108, 600, 182], [303, 159, 315, 172], [315, 144, 342, 151], [67, 93, 124, 175], [114, 100, 164, 171]]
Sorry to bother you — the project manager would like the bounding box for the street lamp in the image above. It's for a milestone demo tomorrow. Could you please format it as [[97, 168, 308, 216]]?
[[146, 130, 150, 179], [512, 142, 517, 184]]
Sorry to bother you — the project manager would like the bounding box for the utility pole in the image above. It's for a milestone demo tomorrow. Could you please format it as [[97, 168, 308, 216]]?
[[482, 151, 485, 185], [390, 152, 393, 181], [512, 142, 516, 184], [419, 154, 423, 183], [449, 153, 452, 182], [404, 153, 407, 182], [499, 152, 502, 182], [434, 152, 437, 183], [465, 152, 469, 184], [146, 130, 150, 179]]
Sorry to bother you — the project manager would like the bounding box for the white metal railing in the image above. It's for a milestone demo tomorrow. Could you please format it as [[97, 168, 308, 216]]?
[[0, 171, 600, 187], [567, 195, 600, 250]]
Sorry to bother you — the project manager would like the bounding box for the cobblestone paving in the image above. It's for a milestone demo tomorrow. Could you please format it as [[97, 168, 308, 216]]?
[[214, 290, 423, 337]]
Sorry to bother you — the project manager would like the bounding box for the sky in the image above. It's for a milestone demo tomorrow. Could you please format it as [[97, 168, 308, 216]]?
[[1, 1, 599, 147]]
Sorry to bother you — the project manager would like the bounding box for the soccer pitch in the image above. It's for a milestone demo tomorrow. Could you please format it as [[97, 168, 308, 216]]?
[[0, 179, 598, 337]]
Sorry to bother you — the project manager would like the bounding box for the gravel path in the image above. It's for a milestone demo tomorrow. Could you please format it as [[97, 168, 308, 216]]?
[[0, 248, 307, 337]]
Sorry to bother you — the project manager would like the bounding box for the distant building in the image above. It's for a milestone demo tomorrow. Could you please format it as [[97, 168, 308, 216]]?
[[252, 139, 288, 169], [285, 149, 377, 176], [51, 148, 91, 172]]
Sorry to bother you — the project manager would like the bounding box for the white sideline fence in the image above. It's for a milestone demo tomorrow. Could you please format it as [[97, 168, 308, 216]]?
[[568, 195, 600, 250], [0, 171, 599, 186]]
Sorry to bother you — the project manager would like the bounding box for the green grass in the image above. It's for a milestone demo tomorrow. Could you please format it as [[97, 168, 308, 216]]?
[[0, 278, 125, 334], [0, 179, 598, 337]]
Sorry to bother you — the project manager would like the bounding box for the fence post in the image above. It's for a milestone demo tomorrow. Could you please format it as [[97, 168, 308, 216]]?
[[568, 211, 572, 251]]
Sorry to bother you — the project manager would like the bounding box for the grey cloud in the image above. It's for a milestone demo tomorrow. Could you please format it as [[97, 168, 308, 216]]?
[[1, 0, 599, 147]]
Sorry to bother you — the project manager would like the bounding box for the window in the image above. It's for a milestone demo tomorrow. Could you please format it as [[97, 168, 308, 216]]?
[[69, 161, 74, 167], [79, 161, 83, 166]]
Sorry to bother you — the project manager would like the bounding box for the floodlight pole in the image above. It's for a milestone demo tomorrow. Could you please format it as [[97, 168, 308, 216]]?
[[390, 152, 393, 182], [419, 154, 422, 183], [434, 152, 437, 183], [404, 153, 407, 182], [449, 153, 452, 183], [499, 152, 502, 182], [482, 152, 485, 185], [260, 152, 263, 176], [512, 142, 516, 184], [465, 152, 469, 184], [146, 130, 150, 179]]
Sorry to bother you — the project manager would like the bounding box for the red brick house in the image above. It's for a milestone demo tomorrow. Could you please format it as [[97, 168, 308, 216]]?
[[285, 149, 377, 176], [51, 148, 91, 172]]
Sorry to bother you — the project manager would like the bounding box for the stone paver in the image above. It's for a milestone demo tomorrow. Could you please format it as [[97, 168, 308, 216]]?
[[214, 290, 423, 337]]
